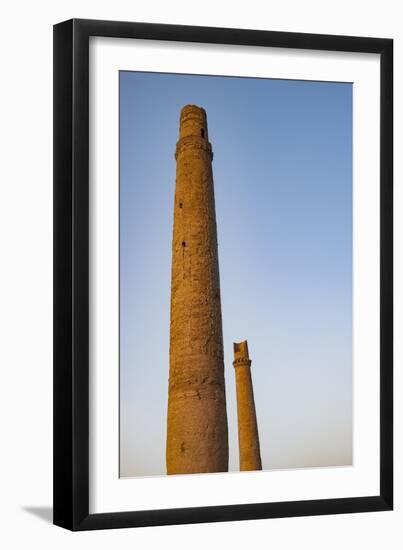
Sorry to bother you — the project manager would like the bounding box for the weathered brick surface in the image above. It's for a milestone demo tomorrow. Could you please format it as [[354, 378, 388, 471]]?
[[233, 341, 262, 471], [166, 105, 229, 474]]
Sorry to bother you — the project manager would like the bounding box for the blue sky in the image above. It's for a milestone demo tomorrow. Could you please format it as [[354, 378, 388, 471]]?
[[119, 71, 352, 477]]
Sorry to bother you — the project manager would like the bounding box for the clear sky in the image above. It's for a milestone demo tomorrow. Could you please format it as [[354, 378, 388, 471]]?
[[119, 71, 352, 478]]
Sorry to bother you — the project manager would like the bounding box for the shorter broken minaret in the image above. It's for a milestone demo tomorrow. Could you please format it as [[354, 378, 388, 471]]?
[[233, 341, 262, 471]]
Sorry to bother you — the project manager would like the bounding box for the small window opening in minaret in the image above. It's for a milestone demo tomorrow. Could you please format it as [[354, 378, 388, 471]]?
[[182, 241, 186, 247], [179, 202, 183, 208], [201, 129, 205, 138]]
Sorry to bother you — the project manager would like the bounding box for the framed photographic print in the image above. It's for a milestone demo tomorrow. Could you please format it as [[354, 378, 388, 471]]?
[[53, 19, 393, 530]]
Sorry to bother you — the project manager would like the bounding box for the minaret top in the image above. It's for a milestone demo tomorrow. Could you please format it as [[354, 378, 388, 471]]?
[[180, 104, 206, 117], [233, 340, 252, 367], [179, 104, 209, 140]]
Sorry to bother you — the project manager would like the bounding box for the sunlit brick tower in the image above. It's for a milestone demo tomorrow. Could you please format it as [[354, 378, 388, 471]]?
[[166, 105, 229, 474], [233, 340, 262, 471]]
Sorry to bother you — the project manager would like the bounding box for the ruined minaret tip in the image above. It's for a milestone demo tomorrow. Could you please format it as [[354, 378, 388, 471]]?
[[233, 340, 262, 471], [234, 340, 250, 363]]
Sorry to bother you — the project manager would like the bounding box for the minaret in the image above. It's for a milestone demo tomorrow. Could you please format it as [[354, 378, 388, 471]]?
[[166, 105, 229, 474], [233, 341, 262, 471]]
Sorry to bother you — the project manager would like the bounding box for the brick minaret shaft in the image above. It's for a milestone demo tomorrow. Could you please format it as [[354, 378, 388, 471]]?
[[166, 105, 229, 474], [233, 341, 262, 471]]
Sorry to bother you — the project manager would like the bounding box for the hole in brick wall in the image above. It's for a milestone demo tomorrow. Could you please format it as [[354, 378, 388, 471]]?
[[182, 241, 186, 247], [201, 129, 205, 138], [179, 202, 183, 208]]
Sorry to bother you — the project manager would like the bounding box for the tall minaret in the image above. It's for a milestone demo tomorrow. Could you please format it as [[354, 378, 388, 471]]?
[[233, 341, 262, 471], [166, 105, 229, 474]]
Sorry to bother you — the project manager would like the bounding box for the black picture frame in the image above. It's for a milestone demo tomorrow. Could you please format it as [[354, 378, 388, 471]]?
[[53, 18, 393, 531]]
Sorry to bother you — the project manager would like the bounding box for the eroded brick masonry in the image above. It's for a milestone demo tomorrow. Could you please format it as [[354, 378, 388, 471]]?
[[166, 105, 229, 474]]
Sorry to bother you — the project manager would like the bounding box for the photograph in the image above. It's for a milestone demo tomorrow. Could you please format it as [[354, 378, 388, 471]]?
[[52, 16, 393, 532], [119, 70, 353, 478]]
